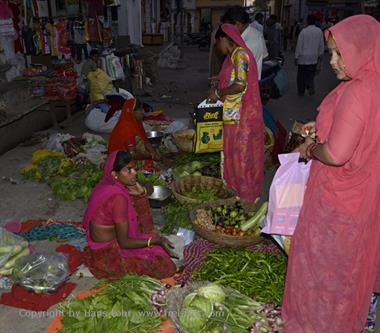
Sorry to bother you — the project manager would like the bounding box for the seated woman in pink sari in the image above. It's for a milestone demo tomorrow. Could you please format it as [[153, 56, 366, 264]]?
[[83, 150, 177, 280], [208, 23, 264, 202]]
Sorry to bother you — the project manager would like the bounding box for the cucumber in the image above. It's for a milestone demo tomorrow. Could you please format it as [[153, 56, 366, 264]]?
[[0, 245, 21, 255], [0, 267, 13, 276], [241, 201, 268, 232], [4, 247, 30, 269]]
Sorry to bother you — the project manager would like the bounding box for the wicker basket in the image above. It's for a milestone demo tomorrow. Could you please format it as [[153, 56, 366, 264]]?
[[190, 198, 265, 247], [166, 282, 207, 333], [172, 129, 195, 152], [170, 176, 235, 204]]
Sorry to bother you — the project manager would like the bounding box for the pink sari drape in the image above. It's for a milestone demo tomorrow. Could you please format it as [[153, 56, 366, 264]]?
[[218, 24, 264, 202], [83, 151, 167, 260], [282, 15, 380, 333]]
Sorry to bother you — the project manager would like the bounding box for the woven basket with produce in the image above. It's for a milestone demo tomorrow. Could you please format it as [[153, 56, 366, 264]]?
[[170, 176, 235, 204], [190, 198, 268, 247]]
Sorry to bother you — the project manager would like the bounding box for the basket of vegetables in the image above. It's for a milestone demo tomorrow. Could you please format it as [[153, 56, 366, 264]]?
[[166, 282, 284, 333], [170, 176, 235, 204], [190, 199, 268, 248]]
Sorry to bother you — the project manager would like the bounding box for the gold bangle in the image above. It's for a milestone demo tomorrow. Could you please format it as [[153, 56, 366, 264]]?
[[306, 143, 318, 159], [140, 187, 147, 196], [147, 237, 153, 248]]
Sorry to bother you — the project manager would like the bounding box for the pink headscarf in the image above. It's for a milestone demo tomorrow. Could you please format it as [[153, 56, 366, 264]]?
[[83, 151, 167, 259], [83, 151, 129, 232], [218, 23, 260, 107], [317, 15, 380, 142]]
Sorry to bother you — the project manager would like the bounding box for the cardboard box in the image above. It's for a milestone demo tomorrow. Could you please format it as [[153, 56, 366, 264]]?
[[143, 33, 164, 45]]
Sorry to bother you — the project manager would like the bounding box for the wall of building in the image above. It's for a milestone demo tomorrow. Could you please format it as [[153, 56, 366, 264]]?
[[117, 0, 143, 46]]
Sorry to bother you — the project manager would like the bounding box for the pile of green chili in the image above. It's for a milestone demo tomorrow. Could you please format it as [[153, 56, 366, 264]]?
[[191, 249, 288, 304]]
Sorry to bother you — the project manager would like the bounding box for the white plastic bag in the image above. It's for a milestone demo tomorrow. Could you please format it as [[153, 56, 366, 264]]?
[[85, 108, 119, 133], [45, 133, 74, 152], [263, 153, 311, 236]]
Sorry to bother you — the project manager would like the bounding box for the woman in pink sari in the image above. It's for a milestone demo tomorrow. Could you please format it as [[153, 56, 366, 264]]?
[[283, 15, 380, 333], [83, 150, 177, 280], [208, 23, 264, 202]]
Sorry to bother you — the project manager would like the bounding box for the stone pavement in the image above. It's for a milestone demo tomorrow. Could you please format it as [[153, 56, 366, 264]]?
[[0, 46, 376, 333]]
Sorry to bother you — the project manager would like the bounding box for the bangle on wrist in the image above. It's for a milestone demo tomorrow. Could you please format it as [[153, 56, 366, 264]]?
[[147, 237, 153, 248], [306, 143, 318, 159], [214, 89, 221, 99]]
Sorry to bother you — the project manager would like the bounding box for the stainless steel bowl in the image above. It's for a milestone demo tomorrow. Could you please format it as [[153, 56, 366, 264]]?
[[146, 131, 164, 146], [149, 185, 172, 201]]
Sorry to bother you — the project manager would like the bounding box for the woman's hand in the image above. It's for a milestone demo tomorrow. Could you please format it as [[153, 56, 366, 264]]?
[[208, 76, 219, 89], [207, 89, 218, 103], [127, 182, 146, 196], [301, 121, 316, 138], [155, 236, 179, 258], [151, 150, 161, 161], [295, 136, 315, 159]]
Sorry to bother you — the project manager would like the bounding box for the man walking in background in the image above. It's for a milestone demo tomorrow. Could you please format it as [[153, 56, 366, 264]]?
[[221, 6, 268, 80], [295, 14, 324, 96], [266, 15, 283, 60]]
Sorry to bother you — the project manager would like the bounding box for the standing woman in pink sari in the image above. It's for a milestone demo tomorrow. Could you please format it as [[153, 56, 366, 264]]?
[[208, 23, 264, 202], [283, 15, 380, 333]]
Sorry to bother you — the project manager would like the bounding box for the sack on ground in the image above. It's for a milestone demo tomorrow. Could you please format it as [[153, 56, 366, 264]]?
[[263, 152, 311, 236], [193, 100, 223, 153]]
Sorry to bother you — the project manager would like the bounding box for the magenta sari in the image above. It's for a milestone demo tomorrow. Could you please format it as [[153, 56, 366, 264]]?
[[283, 15, 380, 333], [83, 151, 167, 260], [218, 24, 264, 202]]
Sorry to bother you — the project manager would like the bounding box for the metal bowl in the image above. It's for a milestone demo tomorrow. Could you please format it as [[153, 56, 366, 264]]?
[[146, 131, 164, 146], [149, 185, 172, 201]]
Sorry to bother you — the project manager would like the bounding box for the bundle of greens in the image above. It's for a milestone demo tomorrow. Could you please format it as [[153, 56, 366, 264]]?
[[21, 149, 102, 202], [159, 202, 195, 234], [58, 275, 165, 333], [182, 187, 220, 202], [191, 249, 287, 304], [136, 172, 167, 186], [50, 163, 102, 201], [175, 153, 220, 166], [174, 153, 221, 179]]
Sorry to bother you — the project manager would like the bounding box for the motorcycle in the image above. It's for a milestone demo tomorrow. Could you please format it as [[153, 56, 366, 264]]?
[[259, 57, 288, 104]]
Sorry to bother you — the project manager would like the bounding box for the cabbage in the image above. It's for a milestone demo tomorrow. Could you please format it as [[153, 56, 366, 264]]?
[[190, 161, 203, 170], [179, 170, 191, 177], [188, 295, 213, 318], [183, 292, 198, 307], [179, 306, 207, 332], [197, 284, 225, 304]]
